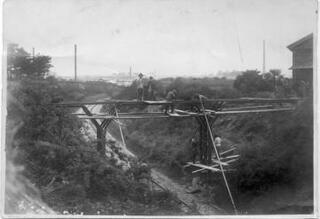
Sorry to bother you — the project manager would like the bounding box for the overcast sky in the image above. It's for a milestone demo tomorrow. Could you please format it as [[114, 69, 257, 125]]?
[[3, 0, 317, 78]]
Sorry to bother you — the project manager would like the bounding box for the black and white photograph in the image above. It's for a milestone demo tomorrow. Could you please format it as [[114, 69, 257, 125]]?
[[1, 0, 318, 217]]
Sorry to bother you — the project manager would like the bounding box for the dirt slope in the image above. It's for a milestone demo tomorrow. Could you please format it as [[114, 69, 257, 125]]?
[[82, 102, 222, 215]]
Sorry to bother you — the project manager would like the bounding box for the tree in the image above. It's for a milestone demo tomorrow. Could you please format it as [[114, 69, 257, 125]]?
[[269, 69, 281, 93], [7, 43, 52, 80], [7, 44, 29, 80], [233, 69, 276, 95]]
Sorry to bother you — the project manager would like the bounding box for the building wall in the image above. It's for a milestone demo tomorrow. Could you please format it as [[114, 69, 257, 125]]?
[[292, 49, 313, 69], [289, 35, 313, 84], [293, 68, 313, 84]]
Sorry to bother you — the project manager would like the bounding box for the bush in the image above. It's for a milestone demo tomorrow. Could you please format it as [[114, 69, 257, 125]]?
[[227, 99, 313, 194], [7, 77, 165, 213]]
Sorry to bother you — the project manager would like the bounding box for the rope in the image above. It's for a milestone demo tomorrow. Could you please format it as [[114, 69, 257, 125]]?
[[230, 0, 244, 65], [198, 95, 238, 214]]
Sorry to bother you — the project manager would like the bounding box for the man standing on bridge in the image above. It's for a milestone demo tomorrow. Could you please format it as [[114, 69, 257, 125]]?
[[147, 76, 156, 101], [164, 89, 177, 114], [137, 73, 144, 101]]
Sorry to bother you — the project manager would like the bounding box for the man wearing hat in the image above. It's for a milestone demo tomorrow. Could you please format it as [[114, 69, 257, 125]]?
[[137, 73, 144, 101]]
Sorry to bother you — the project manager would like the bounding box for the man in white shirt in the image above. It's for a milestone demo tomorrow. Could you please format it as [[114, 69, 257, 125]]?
[[214, 134, 222, 156]]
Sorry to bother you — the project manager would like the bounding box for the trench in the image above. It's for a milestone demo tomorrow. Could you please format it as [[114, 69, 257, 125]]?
[[78, 103, 222, 215]]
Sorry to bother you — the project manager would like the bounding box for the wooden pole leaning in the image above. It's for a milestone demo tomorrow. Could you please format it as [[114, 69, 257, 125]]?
[[198, 95, 238, 214], [114, 106, 127, 149]]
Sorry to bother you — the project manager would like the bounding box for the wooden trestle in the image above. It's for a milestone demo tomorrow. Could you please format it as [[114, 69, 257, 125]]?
[[56, 97, 300, 214], [57, 97, 299, 158]]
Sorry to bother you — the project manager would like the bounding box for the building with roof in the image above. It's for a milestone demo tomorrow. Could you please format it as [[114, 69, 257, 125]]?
[[287, 33, 313, 84]]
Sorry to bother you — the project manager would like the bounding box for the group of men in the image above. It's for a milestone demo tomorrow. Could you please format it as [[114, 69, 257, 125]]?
[[136, 73, 156, 101], [136, 73, 177, 113], [191, 134, 222, 164], [187, 134, 222, 194]]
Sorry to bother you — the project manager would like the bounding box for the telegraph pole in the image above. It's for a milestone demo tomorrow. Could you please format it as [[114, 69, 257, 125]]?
[[262, 40, 266, 73], [74, 44, 77, 81], [32, 48, 35, 58]]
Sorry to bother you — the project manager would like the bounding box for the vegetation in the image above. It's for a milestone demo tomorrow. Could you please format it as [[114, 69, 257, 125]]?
[[233, 69, 294, 97], [6, 43, 312, 214], [120, 71, 312, 213], [6, 44, 184, 215], [7, 43, 52, 80]]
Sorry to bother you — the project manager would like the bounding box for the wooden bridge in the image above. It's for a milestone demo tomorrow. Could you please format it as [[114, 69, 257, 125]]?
[[57, 97, 299, 153], [56, 96, 301, 213]]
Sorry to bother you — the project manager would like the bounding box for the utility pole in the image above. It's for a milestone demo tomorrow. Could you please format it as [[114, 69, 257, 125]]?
[[74, 44, 77, 81], [262, 40, 266, 73], [32, 47, 35, 58]]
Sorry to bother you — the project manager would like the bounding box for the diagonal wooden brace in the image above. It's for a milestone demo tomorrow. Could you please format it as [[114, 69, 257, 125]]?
[[81, 105, 106, 155]]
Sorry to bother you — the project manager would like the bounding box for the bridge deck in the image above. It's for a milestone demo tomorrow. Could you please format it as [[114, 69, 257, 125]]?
[[56, 98, 300, 107], [76, 107, 294, 119]]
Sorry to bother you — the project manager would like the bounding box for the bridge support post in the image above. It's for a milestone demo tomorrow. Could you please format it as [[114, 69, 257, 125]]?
[[96, 126, 107, 155], [196, 116, 218, 165], [81, 105, 113, 156]]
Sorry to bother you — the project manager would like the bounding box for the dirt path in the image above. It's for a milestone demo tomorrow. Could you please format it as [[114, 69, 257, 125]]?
[[79, 101, 220, 215], [151, 169, 221, 214]]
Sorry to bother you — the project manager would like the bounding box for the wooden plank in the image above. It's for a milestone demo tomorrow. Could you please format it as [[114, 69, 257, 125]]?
[[78, 107, 294, 120], [55, 98, 300, 107], [192, 164, 219, 173], [205, 109, 216, 114], [220, 147, 236, 155], [221, 155, 240, 160], [222, 105, 274, 111], [78, 114, 193, 119], [175, 109, 199, 115], [143, 100, 169, 104], [79, 115, 115, 119], [214, 108, 294, 115], [212, 159, 229, 166], [76, 112, 166, 116], [186, 162, 221, 172], [168, 112, 182, 117], [225, 159, 239, 164], [118, 112, 165, 115], [79, 115, 172, 119], [192, 168, 207, 173]]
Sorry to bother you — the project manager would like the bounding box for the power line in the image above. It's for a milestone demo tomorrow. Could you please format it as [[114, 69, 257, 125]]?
[[263, 40, 266, 73], [230, 0, 244, 65]]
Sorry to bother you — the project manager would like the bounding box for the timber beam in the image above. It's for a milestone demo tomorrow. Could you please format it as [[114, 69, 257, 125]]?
[[55, 98, 301, 107], [76, 107, 294, 120]]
